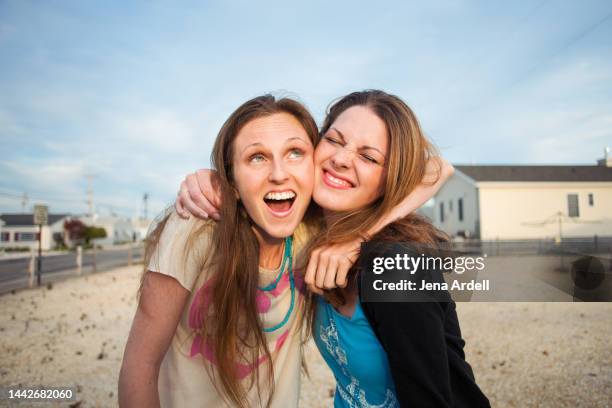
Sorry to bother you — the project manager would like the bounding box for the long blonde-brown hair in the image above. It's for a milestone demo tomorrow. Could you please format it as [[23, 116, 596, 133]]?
[[302, 89, 446, 310], [144, 95, 319, 408]]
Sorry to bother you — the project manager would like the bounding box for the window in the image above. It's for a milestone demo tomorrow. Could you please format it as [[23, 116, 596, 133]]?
[[588, 193, 594, 206], [15, 232, 37, 241], [440, 202, 445, 223], [458, 198, 464, 222], [449, 200, 453, 212], [567, 194, 579, 218], [1, 232, 10, 242]]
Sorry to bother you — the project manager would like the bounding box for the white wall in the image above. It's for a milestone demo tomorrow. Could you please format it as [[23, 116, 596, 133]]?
[[131, 218, 152, 242], [80, 215, 135, 246], [478, 182, 612, 240], [433, 172, 479, 237], [112, 218, 134, 244], [0, 217, 71, 250], [0, 225, 52, 250]]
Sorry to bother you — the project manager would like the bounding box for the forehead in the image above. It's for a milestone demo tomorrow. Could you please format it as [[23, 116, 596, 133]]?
[[234, 112, 310, 150], [331, 106, 388, 151]]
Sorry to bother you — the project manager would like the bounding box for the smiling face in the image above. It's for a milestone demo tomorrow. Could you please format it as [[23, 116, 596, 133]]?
[[313, 105, 389, 212], [232, 112, 314, 240]]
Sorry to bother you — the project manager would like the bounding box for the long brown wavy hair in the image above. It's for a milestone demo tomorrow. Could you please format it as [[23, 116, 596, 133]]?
[[300, 90, 447, 327], [143, 95, 319, 408]]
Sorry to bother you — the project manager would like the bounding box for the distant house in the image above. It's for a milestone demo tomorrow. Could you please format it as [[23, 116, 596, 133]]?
[[0, 213, 72, 250], [131, 218, 153, 242], [433, 152, 612, 240], [79, 215, 135, 246]]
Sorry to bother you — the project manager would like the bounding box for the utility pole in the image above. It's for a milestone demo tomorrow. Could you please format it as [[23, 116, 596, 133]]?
[[21, 192, 29, 213], [143, 193, 149, 220], [85, 174, 96, 218]]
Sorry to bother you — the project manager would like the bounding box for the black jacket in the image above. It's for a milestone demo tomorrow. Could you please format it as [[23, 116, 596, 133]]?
[[359, 295, 490, 407]]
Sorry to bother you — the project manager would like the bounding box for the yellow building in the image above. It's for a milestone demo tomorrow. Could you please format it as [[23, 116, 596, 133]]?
[[433, 154, 612, 240]]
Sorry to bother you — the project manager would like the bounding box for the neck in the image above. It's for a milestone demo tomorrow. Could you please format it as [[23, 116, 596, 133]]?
[[252, 226, 285, 269], [322, 208, 339, 226]]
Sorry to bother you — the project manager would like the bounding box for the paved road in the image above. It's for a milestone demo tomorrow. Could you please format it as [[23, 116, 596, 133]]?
[[0, 247, 143, 292]]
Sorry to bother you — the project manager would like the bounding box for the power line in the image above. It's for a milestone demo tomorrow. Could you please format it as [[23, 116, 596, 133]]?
[[0, 189, 84, 204], [498, 9, 612, 95], [429, 0, 550, 104], [0, 190, 138, 214], [432, 8, 612, 137]]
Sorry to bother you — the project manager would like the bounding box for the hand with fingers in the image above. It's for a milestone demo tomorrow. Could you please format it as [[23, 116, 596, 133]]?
[[175, 169, 222, 220], [303, 239, 363, 295]]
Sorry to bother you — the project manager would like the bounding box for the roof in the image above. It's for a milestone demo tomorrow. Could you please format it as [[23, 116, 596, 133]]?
[[455, 165, 612, 182], [0, 213, 71, 226]]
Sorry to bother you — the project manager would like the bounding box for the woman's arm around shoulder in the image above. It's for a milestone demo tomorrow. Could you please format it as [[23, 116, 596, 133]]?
[[118, 271, 190, 407]]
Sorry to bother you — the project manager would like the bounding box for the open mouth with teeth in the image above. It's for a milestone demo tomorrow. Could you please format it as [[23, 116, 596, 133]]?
[[264, 190, 297, 213], [323, 170, 354, 189]]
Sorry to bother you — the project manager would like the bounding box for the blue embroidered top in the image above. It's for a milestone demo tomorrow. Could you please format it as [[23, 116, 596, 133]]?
[[314, 297, 399, 408]]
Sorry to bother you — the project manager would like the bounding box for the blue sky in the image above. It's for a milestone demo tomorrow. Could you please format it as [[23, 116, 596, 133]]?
[[1, 0, 611, 217]]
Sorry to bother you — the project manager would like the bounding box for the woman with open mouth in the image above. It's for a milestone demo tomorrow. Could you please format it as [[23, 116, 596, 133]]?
[[177, 90, 489, 407], [119, 95, 321, 408], [119, 93, 449, 408]]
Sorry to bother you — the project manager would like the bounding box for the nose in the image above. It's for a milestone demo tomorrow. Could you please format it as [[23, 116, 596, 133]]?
[[330, 146, 353, 170], [268, 159, 289, 183]]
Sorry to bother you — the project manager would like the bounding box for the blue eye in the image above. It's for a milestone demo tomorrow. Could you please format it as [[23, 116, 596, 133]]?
[[288, 149, 303, 159], [250, 154, 265, 163]]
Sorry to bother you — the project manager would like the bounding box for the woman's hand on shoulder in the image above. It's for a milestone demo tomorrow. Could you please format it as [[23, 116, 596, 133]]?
[[175, 169, 222, 220], [304, 238, 362, 295]]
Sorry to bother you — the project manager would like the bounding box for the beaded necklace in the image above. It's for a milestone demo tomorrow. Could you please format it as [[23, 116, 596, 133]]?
[[258, 236, 295, 333]]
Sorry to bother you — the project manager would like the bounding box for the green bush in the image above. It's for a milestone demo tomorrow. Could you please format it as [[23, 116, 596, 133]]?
[[4, 247, 32, 253], [84, 226, 107, 243]]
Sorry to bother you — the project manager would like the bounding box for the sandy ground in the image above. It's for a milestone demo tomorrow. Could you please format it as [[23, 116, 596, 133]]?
[[1, 265, 611, 407]]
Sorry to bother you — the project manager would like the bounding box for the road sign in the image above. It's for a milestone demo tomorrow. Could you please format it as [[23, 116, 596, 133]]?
[[33, 204, 48, 225], [33, 204, 47, 286]]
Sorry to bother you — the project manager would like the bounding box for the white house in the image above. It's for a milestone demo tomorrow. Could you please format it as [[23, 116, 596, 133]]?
[[0, 213, 73, 250], [79, 215, 136, 246], [433, 153, 612, 240], [131, 218, 153, 242]]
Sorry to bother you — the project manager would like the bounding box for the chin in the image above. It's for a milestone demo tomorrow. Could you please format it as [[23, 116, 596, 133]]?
[[313, 189, 353, 212], [260, 209, 304, 239], [263, 222, 299, 239]]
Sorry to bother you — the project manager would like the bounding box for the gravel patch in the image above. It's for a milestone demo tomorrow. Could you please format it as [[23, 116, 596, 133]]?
[[1, 266, 610, 407]]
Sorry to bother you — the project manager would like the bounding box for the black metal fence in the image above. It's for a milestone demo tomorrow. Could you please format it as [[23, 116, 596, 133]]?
[[451, 236, 612, 256]]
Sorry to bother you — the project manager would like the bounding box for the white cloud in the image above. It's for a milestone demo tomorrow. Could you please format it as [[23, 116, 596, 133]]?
[[107, 110, 202, 153]]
